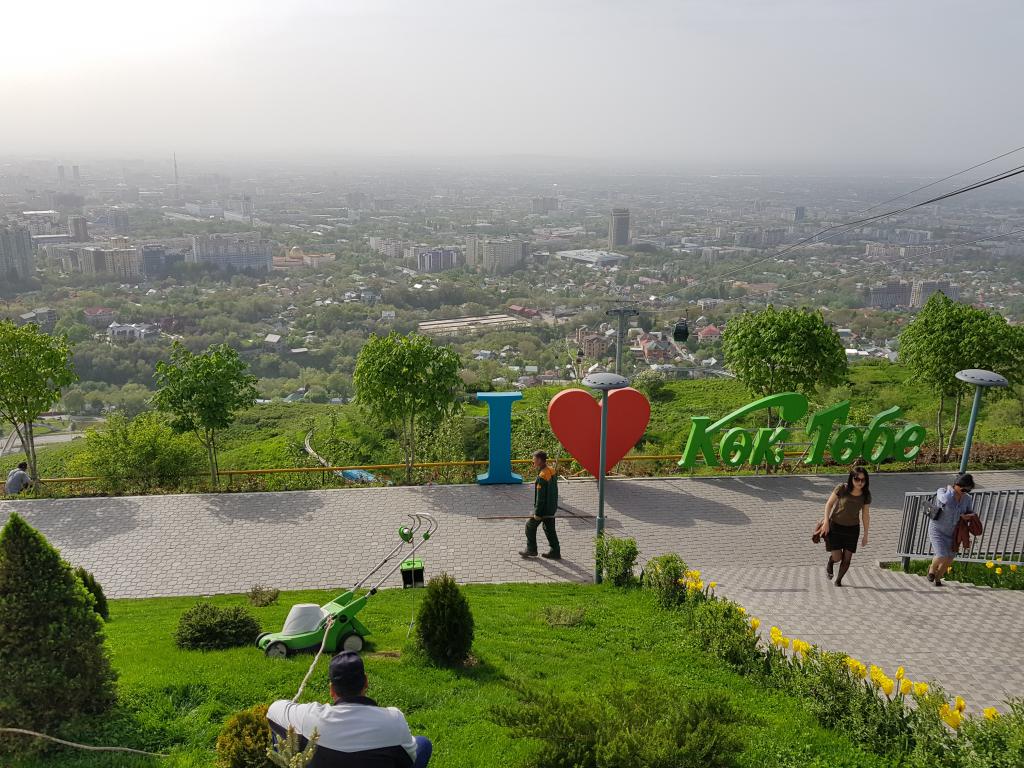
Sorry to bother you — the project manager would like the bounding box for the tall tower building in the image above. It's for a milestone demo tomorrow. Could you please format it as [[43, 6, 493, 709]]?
[[191, 232, 273, 272], [57, 165, 66, 186], [608, 208, 630, 249], [0, 224, 34, 279], [67, 215, 89, 242]]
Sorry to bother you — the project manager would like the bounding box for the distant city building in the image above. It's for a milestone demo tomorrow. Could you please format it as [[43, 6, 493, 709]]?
[[191, 232, 272, 272], [18, 307, 57, 333], [794, 206, 806, 222], [140, 244, 186, 277], [418, 313, 529, 337], [77, 245, 142, 279], [531, 197, 559, 214], [911, 280, 959, 308], [72, 165, 80, 183], [557, 249, 628, 267], [368, 236, 405, 258], [580, 333, 611, 359], [346, 191, 368, 210], [67, 215, 89, 242], [107, 322, 159, 342], [465, 236, 526, 273], [417, 247, 459, 273], [0, 224, 34, 279], [760, 228, 786, 248], [403, 244, 431, 261], [864, 280, 912, 308], [608, 208, 630, 248], [83, 307, 117, 328]]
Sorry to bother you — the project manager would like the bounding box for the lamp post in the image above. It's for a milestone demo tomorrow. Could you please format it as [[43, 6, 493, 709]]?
[[582, 371, 629, 583], [955, 369, 1008, 474]]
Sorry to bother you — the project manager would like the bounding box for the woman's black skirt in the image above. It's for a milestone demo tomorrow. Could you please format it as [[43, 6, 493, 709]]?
[[824, 522, 860, 553]]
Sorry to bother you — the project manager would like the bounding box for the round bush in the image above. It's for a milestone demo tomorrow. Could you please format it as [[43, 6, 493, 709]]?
[[690, 599, 761, 673], [643, 553, 688, 608], [216, 704, 272, 768], [175, 602, 262, 651], [75, 566, 109, 621], [416, 572, 474, 666]]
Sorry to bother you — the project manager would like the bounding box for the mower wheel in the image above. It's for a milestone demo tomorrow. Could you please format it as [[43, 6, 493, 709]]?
[[255, 632, 270, 647], [340, 633, 364, 652], [265, 641, 289, 659]]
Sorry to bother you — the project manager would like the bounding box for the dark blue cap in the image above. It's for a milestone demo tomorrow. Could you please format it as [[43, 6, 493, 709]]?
[[329, 651, 366, 689]]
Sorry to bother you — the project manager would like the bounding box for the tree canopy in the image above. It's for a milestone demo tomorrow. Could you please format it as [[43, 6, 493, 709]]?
[[353, 332, 462, 482], [721, 306, 847, 416], [898, 292, 1022, 459], [0, 320, 77, 479], [153, 342, 258, 484]]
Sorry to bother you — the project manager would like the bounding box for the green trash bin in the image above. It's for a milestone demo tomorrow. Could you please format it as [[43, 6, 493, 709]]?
[[400, 558, 425, 589]]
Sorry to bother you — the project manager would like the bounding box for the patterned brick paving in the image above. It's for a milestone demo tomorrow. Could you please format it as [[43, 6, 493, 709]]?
[[3, 469, 1023, 709]]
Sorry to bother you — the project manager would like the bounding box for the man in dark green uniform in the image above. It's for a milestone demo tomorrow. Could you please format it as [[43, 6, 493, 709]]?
[[520, 450, 560, 560]]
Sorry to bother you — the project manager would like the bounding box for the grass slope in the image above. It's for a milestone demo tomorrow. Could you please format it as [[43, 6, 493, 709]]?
[[12, 584, 894, 768]]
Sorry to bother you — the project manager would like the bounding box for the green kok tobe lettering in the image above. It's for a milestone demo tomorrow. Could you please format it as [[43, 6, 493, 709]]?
[[678, 393, 926, 469]]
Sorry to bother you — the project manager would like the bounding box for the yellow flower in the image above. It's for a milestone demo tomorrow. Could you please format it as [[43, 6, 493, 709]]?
[[750, 618, 760, 631], [881, 678, 895, 697], [895, 666, 905, 680], [737, 606, 746, 615], [780, 637, 790, 649], [900, 679, 912, 696], [792, 639, 812, 656], [1012, 565, 1019, 572], [983, 707, 999, 720], [914, 682, 929, 696], [676, 578, 684, 585], [996, 568, 1003, 575], [940, 704, 962, 730], [708, 581, 717, 589], [770, 626, 782, 638], [986, 561, 995, 569], [955, 696, 966, 713]]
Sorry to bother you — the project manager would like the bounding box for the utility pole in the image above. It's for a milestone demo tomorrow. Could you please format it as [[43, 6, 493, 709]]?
[[605, 307, 639, 375]]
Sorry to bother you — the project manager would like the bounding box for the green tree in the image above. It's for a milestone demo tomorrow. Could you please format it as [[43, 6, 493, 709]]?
[[0, 514, 116, 741], [721, 306, 847, 425], [0, 321, 77, 479], [153, 342, 258, 485], [898, 293, 1022, 460], [353, 332, 461, 483]]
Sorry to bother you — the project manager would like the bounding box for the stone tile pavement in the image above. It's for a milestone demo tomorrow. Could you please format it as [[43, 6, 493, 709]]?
[[3, 469, 1024, 709]]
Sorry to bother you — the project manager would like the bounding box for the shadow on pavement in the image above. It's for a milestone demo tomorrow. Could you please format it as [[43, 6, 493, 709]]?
[[2, 497, 142, 547]]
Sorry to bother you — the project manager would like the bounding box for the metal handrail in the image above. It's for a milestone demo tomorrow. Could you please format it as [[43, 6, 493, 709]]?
[[898, 490, 1024, 570]]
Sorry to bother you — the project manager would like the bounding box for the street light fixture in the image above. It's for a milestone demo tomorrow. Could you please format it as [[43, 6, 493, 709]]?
[[955, 369, 1008, 473], [582, 371, 629, 583]]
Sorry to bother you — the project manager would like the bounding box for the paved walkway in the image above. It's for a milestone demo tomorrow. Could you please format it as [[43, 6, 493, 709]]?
[[4, 469, 1024, 710]]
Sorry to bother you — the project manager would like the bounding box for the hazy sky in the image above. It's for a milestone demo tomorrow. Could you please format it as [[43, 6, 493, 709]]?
[[3, 0, 1023, 170]]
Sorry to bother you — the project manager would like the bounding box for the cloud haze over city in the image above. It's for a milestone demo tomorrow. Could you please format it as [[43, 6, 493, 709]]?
[[2, 0, 1023, 170]]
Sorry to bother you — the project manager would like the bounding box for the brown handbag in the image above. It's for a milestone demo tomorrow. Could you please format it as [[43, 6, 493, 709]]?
[[811, 519, 826, 544]]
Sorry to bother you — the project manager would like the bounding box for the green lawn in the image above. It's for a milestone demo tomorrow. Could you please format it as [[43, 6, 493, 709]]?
[[12, 584, 895, 768], [891, 558, 1024, 589]]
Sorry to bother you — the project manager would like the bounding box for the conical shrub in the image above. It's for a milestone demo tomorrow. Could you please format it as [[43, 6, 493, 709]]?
[[416, 572, 474, 666], [0, 513, 116, 738], [75, 566, 109, 621]]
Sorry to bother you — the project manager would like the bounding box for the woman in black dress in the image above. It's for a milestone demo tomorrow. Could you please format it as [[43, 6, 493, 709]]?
[[820, 468, 871, 586]]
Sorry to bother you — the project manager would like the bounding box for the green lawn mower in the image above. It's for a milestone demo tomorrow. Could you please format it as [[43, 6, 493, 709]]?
[[256, 512, 437, 658]]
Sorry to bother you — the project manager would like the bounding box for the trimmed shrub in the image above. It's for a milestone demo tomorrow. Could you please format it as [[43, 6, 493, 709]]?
[[175, 602, 262, 651], [596, 535, 639, 587], [643, 553, 688, 608], [0, 513, 116, 742], [247, 584, 280, 607], [416, 573, 474, 666], [493, 681, 743, 768], [690, 599, 761, 674], [75, 566, 109, 621], [216, 704, 273, 768]]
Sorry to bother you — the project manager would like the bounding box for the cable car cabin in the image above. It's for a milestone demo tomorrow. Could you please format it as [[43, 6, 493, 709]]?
[[672, 319, 689, 342]]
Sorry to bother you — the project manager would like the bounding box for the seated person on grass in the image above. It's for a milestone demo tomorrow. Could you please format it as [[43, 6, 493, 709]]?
[[5, 462, 33, 495], [268, 651, 432, 768]]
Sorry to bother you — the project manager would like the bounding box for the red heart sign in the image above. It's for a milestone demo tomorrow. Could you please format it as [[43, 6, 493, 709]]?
[[547, 387, 651, 476]]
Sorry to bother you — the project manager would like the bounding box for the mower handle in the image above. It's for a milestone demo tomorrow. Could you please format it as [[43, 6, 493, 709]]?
[[351, 512, 439, 591], [368, 512, 438, 594]]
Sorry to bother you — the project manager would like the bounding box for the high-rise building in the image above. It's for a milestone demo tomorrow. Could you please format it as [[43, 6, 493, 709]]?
[[417, 248, 459, 273], [67, 215, 89, 242], [532, 197, 559, 214], [465, 236, 525, 273], [865, 280, 912, 308], [57, 165, 66, 186], [77, 246, 141, 279], [608, 208, 630, 248], [191, 232, 273, 272], [911, 280, 959, 308], [0, 224, 34, 279], [794, 206, 806, 222], [72, 165, 80, 183]]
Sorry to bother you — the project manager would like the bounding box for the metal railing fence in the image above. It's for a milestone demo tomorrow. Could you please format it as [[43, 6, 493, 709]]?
[[897, 490, 1024, 570]]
